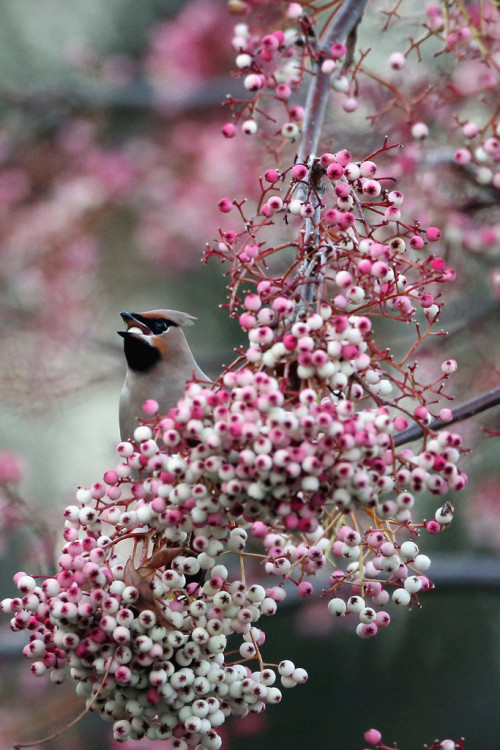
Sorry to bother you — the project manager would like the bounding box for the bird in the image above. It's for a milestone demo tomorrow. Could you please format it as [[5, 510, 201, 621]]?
[[118, 308, 209, 441]]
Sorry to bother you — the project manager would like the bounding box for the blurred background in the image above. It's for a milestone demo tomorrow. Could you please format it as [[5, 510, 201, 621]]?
[[0, 1, 499, 748]]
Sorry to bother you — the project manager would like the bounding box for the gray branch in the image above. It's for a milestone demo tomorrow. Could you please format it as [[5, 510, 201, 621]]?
[[297, 0, 368, 164], [394, 386, 500, 446]]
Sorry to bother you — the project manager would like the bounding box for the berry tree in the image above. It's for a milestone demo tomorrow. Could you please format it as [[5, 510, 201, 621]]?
[[1, 1, 500, 748]]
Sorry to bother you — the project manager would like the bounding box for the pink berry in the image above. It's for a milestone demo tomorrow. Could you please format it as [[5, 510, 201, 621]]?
[[222, 122, 237, 138], [394, 416, 409, 431], [426, 520, 441, 534], [291, 164, 308, 180], [414, 405, 429, 420], [103, 470, 119, 485], [262, 34, 279, 51], [431, 257, 446, 271], [453, 148, 471, 165], [264, 169, 280, 183], [218, 197, 233, 213], [326, 163, 344, 179], [364, 728, 382, 745], [330, 42, 347, 59], [410, 235, 425, 250], [275, 84, 291, 100], [252, 521, 268, 537], [335, 149, 351, 167], [297, 581, 313, 597], [419, 293, 434, 308], [426, 226, 441, 241], [320, 152, 336, 166], [289, 105, 305, 121]]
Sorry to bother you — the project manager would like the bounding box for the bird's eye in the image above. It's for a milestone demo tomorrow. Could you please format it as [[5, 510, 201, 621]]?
[[153, 319, 171, 334]]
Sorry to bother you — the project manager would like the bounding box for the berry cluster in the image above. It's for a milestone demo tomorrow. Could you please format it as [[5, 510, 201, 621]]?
[[1, 3, 478, 744], [223, 6, 353, 140], [1, 516, 302, 745], [453, 120, 500, 189], [211, 145, 456, 323], [1, 138, 467, 741]]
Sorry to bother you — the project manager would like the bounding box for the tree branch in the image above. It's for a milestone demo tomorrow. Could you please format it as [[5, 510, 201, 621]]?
[[393, 386, 500, 446], [297, 0, 368, 163]]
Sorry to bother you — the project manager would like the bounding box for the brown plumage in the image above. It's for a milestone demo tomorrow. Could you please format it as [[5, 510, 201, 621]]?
[[118, 309, 209, 441]]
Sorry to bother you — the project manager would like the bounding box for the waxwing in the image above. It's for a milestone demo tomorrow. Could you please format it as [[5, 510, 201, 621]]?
[[118, 309, 209, 441]]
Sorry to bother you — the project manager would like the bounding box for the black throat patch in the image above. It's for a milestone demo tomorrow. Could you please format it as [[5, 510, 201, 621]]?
[[121, 334, 160, 372]]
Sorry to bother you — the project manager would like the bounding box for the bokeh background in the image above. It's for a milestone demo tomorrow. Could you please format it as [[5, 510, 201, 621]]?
[[1, 1, 500, 748]]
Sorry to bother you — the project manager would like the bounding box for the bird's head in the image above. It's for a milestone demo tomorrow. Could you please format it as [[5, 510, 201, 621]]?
[[118, 309, 195, 372]]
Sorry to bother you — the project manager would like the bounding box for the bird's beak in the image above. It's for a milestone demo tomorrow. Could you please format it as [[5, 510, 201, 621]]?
[[118, 312, 153, 338]]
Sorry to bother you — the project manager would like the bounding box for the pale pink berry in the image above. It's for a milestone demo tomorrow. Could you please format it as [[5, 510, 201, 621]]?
[[245, 244, 259, 259], [286, 2, 303, 19], [0, 452, 24, 483], [462, 122, 478, 138], [343, 97, 358, 112], [441, 359, 457, 374], [244, 73, 265, 92], [411, 122, 429, 139], [321, 59, 337, 74], [362, 179, 381, 197], [453, 148, 471, 165], [142, 399, 159, 415], [360, 160, 377, 177], [439, 408, 453, 422], [389, 52, 405, 70]]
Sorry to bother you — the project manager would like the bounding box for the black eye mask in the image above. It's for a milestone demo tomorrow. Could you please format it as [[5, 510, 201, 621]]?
[[150, 318, 172, 334], [133, 315, 179, 335]]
